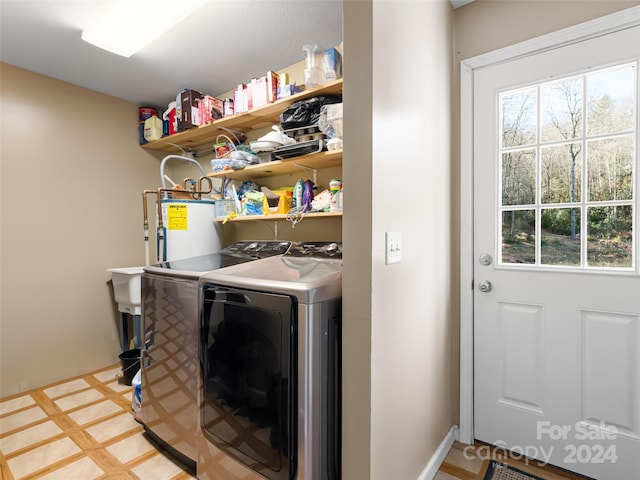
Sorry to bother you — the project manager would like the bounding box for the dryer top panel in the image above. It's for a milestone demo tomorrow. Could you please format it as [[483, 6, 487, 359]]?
[[199, 255, 342, 303]]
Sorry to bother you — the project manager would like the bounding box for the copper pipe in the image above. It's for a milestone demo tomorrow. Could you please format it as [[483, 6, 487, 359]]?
[[141, 177, 215, 263], [142, 189, 158, 266]]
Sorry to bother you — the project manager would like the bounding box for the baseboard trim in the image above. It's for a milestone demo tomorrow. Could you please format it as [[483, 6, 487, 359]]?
[[417, 425, 459, 480]]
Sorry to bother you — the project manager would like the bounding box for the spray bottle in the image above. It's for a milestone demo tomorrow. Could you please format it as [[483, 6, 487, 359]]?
[[294, 178, 304, 208], [303, 44, 325, 88]]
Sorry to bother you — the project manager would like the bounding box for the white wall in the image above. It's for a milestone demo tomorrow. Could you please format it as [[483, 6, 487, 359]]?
[[343, 1, 455, 478], [0, 64, 162, 396]]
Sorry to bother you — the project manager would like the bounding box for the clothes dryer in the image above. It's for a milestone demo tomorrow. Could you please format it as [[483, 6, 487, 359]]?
[[198, 242, 342, 480], [140, 241, 292, 468]]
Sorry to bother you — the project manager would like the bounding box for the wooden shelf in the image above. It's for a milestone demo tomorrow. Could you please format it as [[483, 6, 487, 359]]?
[[214, 211, 342, 223], [144, 78, 344, 226], [142, 79, 343, 154], [207, 149, 342, 180]]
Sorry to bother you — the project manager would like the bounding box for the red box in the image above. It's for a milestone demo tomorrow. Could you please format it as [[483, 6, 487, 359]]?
[[266, 71, 278, 103], [200, 96, 224, 124]]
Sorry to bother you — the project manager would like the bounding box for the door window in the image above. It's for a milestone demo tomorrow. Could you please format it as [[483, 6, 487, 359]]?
[[499, 62, 637, 270]]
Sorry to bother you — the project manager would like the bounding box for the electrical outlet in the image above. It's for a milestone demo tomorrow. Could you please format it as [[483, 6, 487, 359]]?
[[385, 232, 402, 264]]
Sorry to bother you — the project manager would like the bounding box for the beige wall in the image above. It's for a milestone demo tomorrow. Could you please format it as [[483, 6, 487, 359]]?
[[342, 1, 373, 478], [343, 1, 455, 479], [0, 64, 161, 396], [455, 0, 640, 61], [370, 1, 455, 478]]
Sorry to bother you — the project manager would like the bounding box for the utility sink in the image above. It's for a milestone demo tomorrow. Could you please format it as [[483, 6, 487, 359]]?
[[107, 267, 144, 314]]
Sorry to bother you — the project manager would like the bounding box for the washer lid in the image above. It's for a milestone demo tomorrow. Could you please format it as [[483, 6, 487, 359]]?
[[144, 252, 255, 278], [199, 256, 342, 303], [143, 240, 293, 278]]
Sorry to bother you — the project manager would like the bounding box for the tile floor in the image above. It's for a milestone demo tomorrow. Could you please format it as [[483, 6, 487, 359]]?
[[0, 364, 195, 480], [1, 365, 591, 480], [435, 442, 592, 480]]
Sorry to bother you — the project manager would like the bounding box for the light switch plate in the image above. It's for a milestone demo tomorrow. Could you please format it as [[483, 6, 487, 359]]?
[[385, 231, 402, 264]]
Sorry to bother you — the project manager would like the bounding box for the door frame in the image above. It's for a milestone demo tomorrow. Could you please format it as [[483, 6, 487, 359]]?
[[459, 6, 640, 445]]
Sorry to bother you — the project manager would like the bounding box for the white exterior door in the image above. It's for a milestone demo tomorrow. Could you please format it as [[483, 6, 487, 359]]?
[[473, 25, 640, 479]]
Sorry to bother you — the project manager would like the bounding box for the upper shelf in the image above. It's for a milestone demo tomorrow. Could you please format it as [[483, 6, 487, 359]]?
[[207, 149, 342, 181], [142, 79, 343, 154]]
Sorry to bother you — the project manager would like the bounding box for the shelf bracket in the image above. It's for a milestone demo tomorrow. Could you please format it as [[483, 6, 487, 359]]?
[[293, 163, 317, 185], [166, 143, 197, 157], [255, 219, 279, 240]]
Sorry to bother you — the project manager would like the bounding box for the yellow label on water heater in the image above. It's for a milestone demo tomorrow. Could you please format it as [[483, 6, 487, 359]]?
[[167, 204, 187, 230]]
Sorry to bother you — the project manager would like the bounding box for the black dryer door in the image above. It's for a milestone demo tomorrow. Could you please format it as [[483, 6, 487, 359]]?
[[201, 286, 296, 480]]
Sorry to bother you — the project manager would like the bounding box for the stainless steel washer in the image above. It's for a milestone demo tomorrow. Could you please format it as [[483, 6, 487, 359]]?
[[198, 242, 342, 480], [140, 241, 292, 468]]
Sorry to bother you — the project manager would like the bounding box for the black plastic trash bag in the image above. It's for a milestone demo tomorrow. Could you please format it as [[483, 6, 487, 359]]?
[[280, 95, 342, 130]]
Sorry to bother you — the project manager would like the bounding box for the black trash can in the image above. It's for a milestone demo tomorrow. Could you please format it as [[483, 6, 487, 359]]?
[[118, 348, 141, 386]]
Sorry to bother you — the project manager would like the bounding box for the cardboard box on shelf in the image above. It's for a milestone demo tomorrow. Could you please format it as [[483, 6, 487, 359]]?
[[234, 84, 247, 114], [252, 76, 268, 109], [199, 96, 224, 125], [179, 89, 203, 130], [324, 48, 343, 82], [267, 71, 279, 103]]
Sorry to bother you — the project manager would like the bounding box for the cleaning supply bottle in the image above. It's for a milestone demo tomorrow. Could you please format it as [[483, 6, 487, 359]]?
[[294, 179, 304, 208], [303, 44, 325, 88]]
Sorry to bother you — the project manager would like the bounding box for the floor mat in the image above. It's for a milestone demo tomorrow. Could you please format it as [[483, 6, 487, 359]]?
[[484, 460, 546, 480]]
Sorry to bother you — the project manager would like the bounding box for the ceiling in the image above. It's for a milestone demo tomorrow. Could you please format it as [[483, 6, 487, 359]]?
[[0, 0, 344, 108], [0, 1, 472, 109]]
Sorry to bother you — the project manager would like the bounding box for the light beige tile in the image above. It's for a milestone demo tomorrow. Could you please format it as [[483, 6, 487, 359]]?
[[0, 394, 35, 415], [106, 379, 132, 393], [123, 391, 134, 406], [0, 405, 47, 433], [92, 366, 120, 383], [131, 451, 187, 480], [434, 472, 460, 480], [54, 388, 104, 412], [68, 399, 122, 425], [6, 436, 81, 479], [85, 413, 141, 443], [43, 379, 90, 399], [0, 420, 63, 455], [106, 433, 156, 463], [444, 445, 484, 474], [37, 456, 104, 480]]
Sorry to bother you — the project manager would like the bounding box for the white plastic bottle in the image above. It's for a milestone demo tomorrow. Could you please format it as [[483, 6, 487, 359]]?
[[303, 44, 325, 88]]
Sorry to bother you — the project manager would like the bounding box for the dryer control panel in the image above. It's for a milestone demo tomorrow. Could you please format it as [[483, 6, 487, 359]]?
[[288, 242, 342, 259], [222, 241, 292, 257]]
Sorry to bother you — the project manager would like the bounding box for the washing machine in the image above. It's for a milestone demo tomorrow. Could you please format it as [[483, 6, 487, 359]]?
[[198, 242, 342, 480], [140, 240, 293, 468]]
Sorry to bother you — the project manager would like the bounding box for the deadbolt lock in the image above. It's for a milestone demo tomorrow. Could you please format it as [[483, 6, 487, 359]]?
[[479, 253, 493, 266]]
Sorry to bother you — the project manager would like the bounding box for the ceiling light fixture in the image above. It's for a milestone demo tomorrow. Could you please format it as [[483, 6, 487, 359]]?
[[81, 0, 209, 58]]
